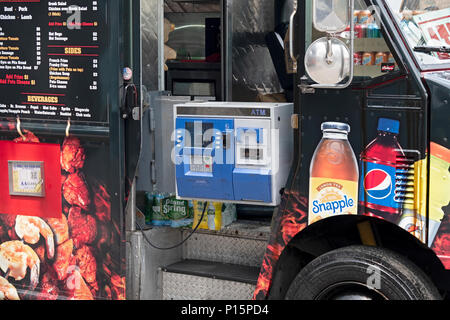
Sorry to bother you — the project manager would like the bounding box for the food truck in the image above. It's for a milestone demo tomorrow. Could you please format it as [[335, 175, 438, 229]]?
[[0, 0, 449, 301]]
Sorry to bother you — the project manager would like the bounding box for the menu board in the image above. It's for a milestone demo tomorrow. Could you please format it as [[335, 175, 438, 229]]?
[[0, 1, 108, 123]]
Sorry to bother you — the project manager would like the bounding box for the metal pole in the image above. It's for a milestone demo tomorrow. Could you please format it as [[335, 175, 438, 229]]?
[[127, 178, 137, 232], [158, 0, 165, 91]]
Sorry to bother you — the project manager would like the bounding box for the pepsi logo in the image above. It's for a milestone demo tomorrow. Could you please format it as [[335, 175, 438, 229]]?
[[364, 169, 393, 200]]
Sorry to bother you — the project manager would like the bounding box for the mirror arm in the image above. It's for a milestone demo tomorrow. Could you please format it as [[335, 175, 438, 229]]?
[[326, 36, 334, 65], [309, 0, 355, 90]]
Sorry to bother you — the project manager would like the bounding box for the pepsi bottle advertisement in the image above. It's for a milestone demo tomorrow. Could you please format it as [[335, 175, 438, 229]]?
[[359, 118, 406, 224]]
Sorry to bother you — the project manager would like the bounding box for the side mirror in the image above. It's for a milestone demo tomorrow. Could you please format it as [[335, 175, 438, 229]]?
[[305, 37, 351, 85], [313, 0, 349, 33]]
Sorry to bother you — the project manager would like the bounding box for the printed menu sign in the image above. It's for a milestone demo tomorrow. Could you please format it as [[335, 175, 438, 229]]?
[[0, 1, 107, 123]]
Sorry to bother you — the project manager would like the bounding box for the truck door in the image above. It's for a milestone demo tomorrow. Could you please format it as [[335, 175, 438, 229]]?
[[296, 0, 429, 236], [254, 0, 444, 300]]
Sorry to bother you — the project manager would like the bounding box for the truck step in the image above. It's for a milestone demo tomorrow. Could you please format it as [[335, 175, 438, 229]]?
[[182, 220, 270, 268], [161, 260, 260, 300]]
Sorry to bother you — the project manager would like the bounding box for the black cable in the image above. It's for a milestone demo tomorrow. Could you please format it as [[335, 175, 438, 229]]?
[[136, 201, 208, 250]]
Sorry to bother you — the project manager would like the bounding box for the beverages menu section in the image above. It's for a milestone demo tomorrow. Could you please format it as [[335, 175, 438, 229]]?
[[0, 1, 107, 123]]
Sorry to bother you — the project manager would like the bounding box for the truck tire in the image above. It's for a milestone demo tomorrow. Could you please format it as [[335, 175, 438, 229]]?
[[285, 245, 441, 300]]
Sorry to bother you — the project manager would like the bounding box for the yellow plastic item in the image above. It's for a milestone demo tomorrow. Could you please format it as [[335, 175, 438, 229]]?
[[192, 201, 237, 231], [193, 201, 223, 231]]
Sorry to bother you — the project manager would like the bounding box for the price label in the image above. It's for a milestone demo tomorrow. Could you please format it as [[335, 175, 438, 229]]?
[[8, 161, 45, 197]]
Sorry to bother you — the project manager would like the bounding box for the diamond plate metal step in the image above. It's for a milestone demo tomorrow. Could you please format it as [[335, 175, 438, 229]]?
[[182, 220, 270, 267], [161, 260, 259, 300], [155, 220, 271, 300]]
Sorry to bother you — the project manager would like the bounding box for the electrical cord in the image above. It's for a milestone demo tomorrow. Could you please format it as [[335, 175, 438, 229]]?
[[135, 201, 208, 250], [123, 80, 207, 250]]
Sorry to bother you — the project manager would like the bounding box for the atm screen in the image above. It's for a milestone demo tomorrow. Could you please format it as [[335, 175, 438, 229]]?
[[185, 121, 214, 148]]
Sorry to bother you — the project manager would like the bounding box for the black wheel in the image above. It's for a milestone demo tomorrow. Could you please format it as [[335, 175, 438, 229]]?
[[285, 245, 441, 300]]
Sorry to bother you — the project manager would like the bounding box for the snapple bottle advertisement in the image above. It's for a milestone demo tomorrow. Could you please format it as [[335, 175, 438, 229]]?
[[308, 122, 359, 224]]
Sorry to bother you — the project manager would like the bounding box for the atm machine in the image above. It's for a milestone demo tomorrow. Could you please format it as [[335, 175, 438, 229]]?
[[174, 102, 293, 206]]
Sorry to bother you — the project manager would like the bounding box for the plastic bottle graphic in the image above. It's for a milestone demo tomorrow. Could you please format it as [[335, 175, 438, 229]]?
[[207, 202, 216, 230], [359, 118, 406, 223], [309, 123, 359, 225]]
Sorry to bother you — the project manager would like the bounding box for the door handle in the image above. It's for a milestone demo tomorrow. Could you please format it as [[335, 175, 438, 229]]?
[[289, 0, 298, 73]]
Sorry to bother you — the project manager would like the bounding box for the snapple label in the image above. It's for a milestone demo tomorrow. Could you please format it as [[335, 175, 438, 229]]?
[[308, 122, 359, 225], [309, 178, 358, 224]]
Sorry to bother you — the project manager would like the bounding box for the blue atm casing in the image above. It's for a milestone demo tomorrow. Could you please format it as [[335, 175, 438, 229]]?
[[174, 102, 293, 206]]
